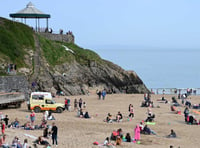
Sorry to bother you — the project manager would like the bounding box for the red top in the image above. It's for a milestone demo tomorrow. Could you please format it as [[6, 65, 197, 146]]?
[[2, 123, 5, 130], [30, 112, 35, 117]]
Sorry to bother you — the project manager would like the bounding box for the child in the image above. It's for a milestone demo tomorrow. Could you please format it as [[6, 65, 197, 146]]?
[[3, 115, 9, 128], [116, 136, 122, 145], [83, 102, 86, 109], [125, 133, 131, 142], [1, 122, 5, 134], [30, 110, 36, 125]]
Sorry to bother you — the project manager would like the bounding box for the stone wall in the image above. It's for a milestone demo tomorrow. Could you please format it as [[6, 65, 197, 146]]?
[[39, 32, 74, 43], [0, 76, 29, 99]]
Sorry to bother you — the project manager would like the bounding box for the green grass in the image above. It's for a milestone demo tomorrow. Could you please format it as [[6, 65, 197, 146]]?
[[0, 17, 104, 71], [0, 17, 34, 67], [39, 36, 75, 66], [62, 43, 102, 65]]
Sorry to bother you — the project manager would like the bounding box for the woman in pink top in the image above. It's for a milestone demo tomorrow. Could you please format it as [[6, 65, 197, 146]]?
[[128, 104, 134, 118]]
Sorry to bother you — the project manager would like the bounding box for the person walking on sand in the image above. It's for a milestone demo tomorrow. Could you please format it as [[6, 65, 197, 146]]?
[[129, 104, 134, 118], [1, 121, 5, 134], [51, 122, 58, 146], [102, 89, 107, 100], [3, 115, 9, 128]]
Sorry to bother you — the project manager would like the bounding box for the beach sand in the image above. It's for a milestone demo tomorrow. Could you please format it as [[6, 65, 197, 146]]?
[[1, 92, 200, 148]]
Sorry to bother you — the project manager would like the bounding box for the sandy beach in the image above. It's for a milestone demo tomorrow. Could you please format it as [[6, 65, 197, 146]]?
[[1, 92, 200, 148]]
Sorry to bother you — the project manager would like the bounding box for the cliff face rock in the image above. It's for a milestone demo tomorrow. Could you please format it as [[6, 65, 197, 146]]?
[[35, 60, 148, 95]]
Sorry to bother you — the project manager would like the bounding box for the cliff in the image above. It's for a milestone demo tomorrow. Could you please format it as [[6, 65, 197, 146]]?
[[0, 17, 149, 95]]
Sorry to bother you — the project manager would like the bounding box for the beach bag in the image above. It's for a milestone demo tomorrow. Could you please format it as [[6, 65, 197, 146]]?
[[93, 141, 99, 145]]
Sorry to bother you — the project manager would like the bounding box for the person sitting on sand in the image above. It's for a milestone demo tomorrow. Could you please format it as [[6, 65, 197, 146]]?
[[172, 97, 180, 106], [116, 111, 123, 122], [116, 136, 122, 145], [79, 109, 84, 118], [104, 137, 111, 146], [0, 135, 9, 148], [110, 128, 123, 141], [47, 111, 55, 120], [110, 130, 118, 141], [24, 121, 34, 130], [22, 139, 29, 148], [10, 118, 20, 128], [157, 96, 168, 103], [39, 119, 47, 129], [143, 125, 156, 135], [145, 112, 155, 122], [43, 125, 50, 138], [170, 105, 180, 114], [12, 136, 18, 147], [188, 114, 198, 125], [125, 133, 131, 142], [139, 122, 144, 133], [84, 111, 90, 119], [106, 113, 113, 123], [167, 129, 176, 138], [117, 128, 123, 137], [35, 136, 49, 145]]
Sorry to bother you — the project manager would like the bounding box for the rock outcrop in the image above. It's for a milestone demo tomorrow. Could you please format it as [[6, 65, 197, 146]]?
[[34, 60, 148, 95]]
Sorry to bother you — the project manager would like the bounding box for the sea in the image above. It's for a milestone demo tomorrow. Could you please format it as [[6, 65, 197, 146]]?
[[93, 48, 200, 94]]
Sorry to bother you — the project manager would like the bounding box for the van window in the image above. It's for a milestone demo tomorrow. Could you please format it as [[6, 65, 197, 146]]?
[[32, 95, 44, 100], [46, 100, 53, 104]]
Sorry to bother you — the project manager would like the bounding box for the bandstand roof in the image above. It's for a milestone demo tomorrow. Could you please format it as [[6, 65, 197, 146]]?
[[9, 2, 50, 18]]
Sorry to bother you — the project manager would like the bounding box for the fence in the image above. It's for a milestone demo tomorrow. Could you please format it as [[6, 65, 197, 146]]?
[[149, 88, 200, 95]]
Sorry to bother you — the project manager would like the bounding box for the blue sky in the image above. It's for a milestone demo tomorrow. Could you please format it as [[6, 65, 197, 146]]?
[[1, 1, 200, 88], [1, 0, 200, 49]]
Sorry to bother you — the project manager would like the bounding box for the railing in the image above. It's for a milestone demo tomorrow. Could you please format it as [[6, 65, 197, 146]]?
[[149, 88, 200, 95]]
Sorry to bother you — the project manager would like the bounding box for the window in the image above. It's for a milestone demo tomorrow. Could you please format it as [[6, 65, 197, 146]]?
[[32, 95, 44, 100], [46, 100, 52, 104]]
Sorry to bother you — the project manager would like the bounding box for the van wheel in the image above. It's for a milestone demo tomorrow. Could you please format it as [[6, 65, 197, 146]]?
[[34, 107, 41, 113], [56, 107, 63, 113]]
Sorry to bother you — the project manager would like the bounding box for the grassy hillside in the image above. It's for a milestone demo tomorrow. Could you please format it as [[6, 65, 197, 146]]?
[[0, 17, 34, 67], [39, 36, 102, 66], [0, 17, 103, 75]]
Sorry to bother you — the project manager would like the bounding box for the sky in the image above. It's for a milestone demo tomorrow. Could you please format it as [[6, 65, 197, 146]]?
[[1, 0, 200, 88], [1, 0, 200, 49]]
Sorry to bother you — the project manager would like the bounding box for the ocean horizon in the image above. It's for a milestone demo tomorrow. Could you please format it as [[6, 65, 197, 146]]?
[[93, 48, 200, 90]]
